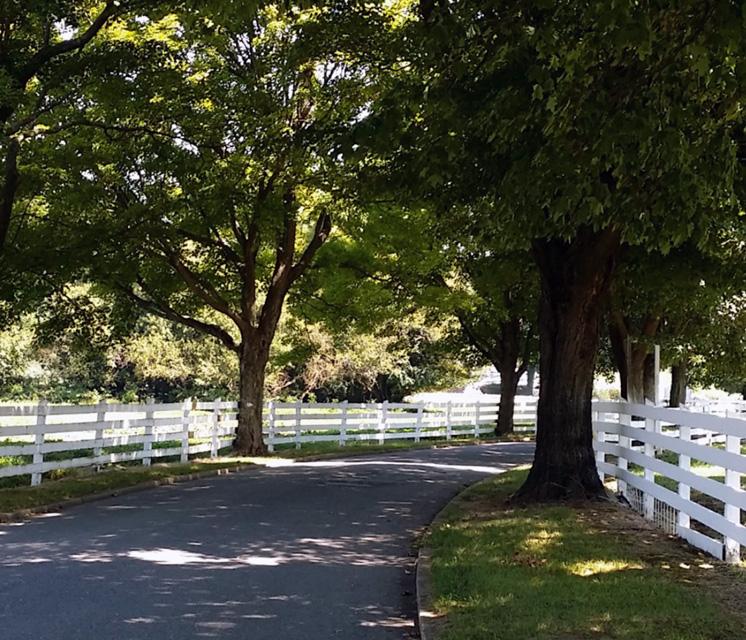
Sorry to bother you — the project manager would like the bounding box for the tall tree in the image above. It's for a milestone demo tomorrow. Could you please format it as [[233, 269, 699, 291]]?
[[41, 4, 368, 453], [448, 256, 538, 435], [366, 0, 745, 499], [298, 202, 539, 434]]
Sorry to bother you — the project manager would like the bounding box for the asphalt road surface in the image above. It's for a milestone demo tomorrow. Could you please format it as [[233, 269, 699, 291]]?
[[0, 442, 533, 640]]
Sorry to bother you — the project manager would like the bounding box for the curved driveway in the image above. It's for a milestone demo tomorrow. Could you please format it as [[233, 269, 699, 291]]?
[[0, 442, 533, 639]]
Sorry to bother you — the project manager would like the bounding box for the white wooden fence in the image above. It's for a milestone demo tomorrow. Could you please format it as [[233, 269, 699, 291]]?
[[0, 397, 539, 487], [593, 401, 746, 563], [3, 395, 746, 563]]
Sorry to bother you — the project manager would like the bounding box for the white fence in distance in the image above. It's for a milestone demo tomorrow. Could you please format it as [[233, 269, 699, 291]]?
[[0, 397, 539, 486], [593, 401, 746, 564]]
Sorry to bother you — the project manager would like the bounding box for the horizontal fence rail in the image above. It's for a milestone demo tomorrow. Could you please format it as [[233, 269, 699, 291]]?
[[593, 401, 746, 564], [3, 393, 745, 564], [0, 397, 539, 487]]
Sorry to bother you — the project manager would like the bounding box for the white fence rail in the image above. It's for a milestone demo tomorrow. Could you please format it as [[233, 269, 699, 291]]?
[[3, 395, 745, 563], [0, 397, 539, 487], [593, 401, 746, 564]]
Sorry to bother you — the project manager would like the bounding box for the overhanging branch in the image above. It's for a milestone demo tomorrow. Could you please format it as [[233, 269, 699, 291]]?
[[118, 283, 240, 353]]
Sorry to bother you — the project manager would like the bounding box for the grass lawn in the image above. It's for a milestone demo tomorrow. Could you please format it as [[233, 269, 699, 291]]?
[[428, 468, 746, 640], [269, 433, 530, 459], [0, 434, 533, 515], [0, 459, 251, 514]]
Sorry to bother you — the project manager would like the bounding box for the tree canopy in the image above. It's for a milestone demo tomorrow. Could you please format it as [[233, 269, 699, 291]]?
[[1, 0, 745, 498]]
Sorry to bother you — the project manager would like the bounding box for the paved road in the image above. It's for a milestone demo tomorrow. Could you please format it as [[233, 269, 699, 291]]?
[[0, 443, 533, 639]]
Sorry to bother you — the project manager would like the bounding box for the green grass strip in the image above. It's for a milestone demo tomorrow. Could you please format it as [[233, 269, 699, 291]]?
[[429, 468, 744, 640], [0, 460, 248, 514]]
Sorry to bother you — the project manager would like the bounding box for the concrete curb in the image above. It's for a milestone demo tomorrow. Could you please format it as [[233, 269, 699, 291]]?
[[0, 464, 255, 524], [416, 477, 496, 640]]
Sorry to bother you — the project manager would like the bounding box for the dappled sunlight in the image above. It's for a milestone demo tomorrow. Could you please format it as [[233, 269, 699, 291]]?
[[430, 468, 746, 640], [127, 548, 280, 567], [565, 559, 645, 577], [252, 457, 512, 475], [124, 617, 156, 625], [0, 442, 532, 638], [70, 551, 115, 563], [520, 528, 562, 555]]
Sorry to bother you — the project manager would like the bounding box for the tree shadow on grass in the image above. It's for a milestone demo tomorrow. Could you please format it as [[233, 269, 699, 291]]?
[[430, 470, 745, 640]]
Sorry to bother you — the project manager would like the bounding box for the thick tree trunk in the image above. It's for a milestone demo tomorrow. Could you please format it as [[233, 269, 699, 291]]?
[[496, 365, 520, 435], [609, 312, 659, 404], [495, 319, 522, 435], [0, 139, 20, 254], [624, 347, 649, 404], [669, 360, 688, 407], [234, 343, 269, 455], [513, 229, 619, 502]]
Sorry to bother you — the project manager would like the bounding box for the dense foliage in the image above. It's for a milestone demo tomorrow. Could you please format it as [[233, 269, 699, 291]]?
[[0, 0, 744, 497]]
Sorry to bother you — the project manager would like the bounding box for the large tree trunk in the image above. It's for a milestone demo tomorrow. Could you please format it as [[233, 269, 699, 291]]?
[[234, 343, 269, 455], [0, 139, 20, 254], [513, 228, 619, 502], [625, 346, 649, 404], [496, 365, 520, 435], [608, 312, 660, 403], [669, 360, 688, 407], [494, 319, 523, 435]]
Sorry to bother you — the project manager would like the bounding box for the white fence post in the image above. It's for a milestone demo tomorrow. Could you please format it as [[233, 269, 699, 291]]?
[[294, 403, 302, 449], [339, 401, 348, 447], [378, 401, 388, 445], [446, 401, 452, 441], [180, 399, 191, 463], [617, 407, 630, 496], [31, 399, 48, 486], [94, 400, 106, 465], [415, 403, 423, 442], [724, 434, 742, 563], [593, 409, 604, 482], [473, 401, 480, 438], [143, 399, 154, 467], [677, 425, 691, 532], [267, 400, 275, 453], [211, 398, 221, 458], [643, 414, 655, 520]]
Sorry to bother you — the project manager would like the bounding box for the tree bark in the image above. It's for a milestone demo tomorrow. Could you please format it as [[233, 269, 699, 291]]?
[[234, 341, 270, 455], [496, 365, 520, 435], [0, 139, 19, 254], [608, 311, 660, 403], [626, 348, 648, 404], [494, 318, 523, 435], [669, 360, 688, 407], [513, 228, 619, 502]]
